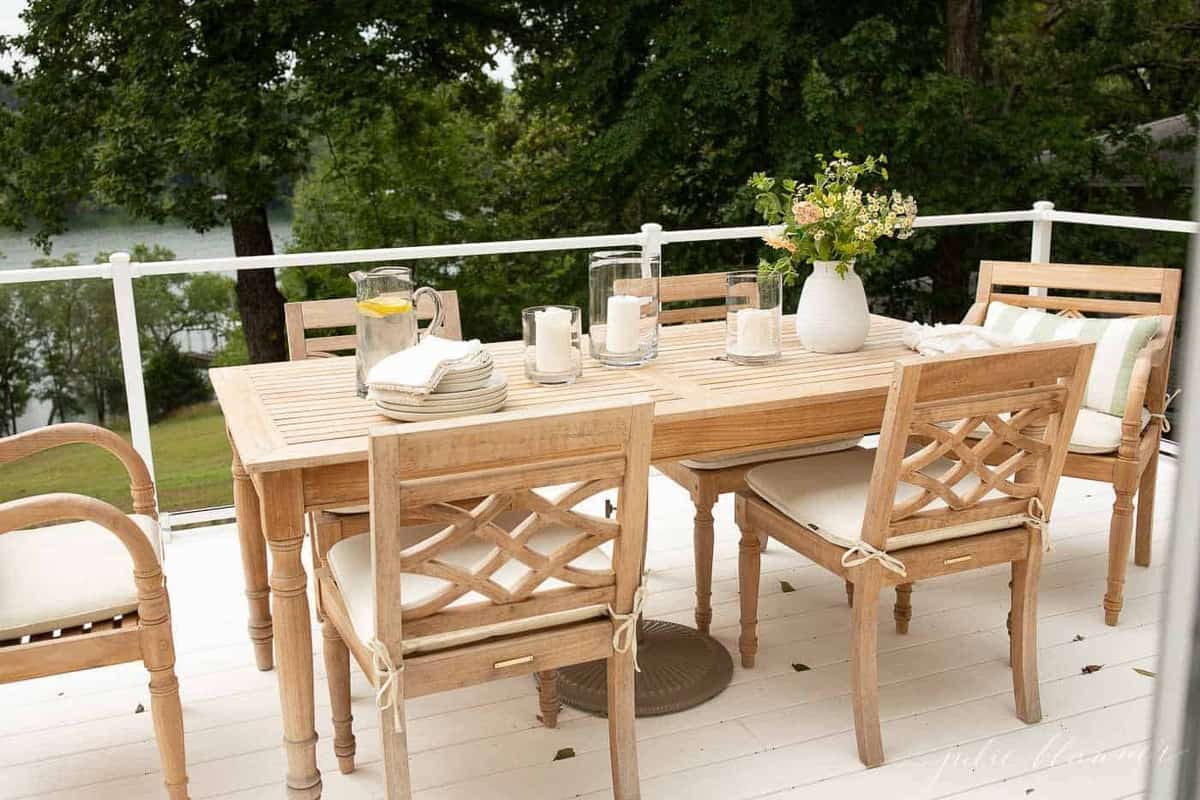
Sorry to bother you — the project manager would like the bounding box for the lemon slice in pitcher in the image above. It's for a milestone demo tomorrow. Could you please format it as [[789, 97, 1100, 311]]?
[[356, 296, 413, 318]]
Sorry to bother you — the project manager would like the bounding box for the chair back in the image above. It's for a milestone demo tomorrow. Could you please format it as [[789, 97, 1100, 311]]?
[[971, 261, 1180, 401], [284, 290, 462, 360], [659, 272, 731, 325], [367, 396, 654, 649], [861, 342, 1094, 550]]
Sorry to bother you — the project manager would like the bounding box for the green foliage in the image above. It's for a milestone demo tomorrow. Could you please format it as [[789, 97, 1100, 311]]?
[[0, 284, 36, 434], [143, 342, 212, 423]]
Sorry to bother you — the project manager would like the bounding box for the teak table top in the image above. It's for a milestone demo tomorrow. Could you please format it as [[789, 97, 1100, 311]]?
[[211, 315, 911, 479]]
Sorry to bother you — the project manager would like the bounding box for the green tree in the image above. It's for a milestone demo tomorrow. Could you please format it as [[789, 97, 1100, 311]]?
[[0, 284, 36, 435], [0, 0, 508, 362]]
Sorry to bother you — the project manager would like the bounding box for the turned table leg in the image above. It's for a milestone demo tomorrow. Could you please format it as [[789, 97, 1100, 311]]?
[[260, 470, 322, 799], [230, 435, 274, 671]]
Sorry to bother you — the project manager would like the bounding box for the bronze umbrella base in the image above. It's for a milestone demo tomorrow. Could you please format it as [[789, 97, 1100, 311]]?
[[554, 618, 734, 716]]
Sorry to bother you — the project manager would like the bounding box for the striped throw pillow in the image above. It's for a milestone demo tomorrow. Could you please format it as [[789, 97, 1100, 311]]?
[[983, 301, 1162, 417]]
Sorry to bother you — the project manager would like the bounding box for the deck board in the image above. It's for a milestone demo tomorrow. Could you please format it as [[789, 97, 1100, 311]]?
[[0, 461, 1174, 800]]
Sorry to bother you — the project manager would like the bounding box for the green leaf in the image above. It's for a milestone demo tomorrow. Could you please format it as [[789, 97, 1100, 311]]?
[[1133, 668, 1156, 678]]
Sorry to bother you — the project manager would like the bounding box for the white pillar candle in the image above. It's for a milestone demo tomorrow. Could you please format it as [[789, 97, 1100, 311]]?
[[736, 308, 775, 355], [535, 306, 574, 373], [605, 295, 642, 354]]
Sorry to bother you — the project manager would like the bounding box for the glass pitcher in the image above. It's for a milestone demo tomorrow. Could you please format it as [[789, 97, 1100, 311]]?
[[350, 267, 444, 397]]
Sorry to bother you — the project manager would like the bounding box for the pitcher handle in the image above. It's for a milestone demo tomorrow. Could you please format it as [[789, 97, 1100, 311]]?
[[413, 286, 445, 339]]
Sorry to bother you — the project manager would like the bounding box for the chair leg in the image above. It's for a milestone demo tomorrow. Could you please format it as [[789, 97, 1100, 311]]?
[[1103, 469, 1139, 626], [379, 701, 413, 800], [139, 596, 189, 798], [537, 669, 561, 728], [737, 518, 762, 669], [850, 567, 884, 768], [845, 579, 854, 608], [1011, 528, 1044, 723], [322, 621, 357, 774], [1135, 454, 1158, 567], [893, 583, 913, 634], [607, 646, 641, 799], [692, 489, 717, 634]]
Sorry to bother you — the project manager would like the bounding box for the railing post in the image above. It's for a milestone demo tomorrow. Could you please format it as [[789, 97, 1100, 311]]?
[[109, 252, 157, 483], [641, 222, 663, 277], [1028, 200, 1055, 297]]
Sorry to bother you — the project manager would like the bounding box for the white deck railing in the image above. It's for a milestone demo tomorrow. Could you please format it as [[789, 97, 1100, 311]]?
[[1, 200, 1196, 528]]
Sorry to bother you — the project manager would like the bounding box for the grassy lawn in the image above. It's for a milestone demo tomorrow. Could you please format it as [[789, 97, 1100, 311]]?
[[0, 403, 233, 513]]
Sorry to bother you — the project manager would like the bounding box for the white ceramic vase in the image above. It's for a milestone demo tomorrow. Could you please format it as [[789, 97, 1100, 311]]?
[[794, 260, 870, 353]]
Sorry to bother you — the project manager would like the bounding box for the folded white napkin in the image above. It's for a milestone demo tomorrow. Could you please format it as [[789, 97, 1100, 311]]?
[[902, 322, 1016, 357], [367, 336, 485, 403]]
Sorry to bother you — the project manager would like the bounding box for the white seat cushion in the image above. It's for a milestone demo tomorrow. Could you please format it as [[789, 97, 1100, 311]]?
[[744, 448, 1026, 553], [1067, 407, 1152, 454], [679, 437, 862, 470], [326, 510, 611, 654], [0, 515, 159, 640]]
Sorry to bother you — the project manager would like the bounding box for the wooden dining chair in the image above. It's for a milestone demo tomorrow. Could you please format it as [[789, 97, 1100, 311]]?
[[283, 289, 463, 360], [284, 289, 464, 598], [956, 261, 1180, 626], [654, 271, 863, 633], [735, 342, 1093, 767], [0, 424, 189, 798], [313, 397, 652, 798]]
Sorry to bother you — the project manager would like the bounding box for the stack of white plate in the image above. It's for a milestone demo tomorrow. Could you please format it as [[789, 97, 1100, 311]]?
[[373, 353, 508, 421]]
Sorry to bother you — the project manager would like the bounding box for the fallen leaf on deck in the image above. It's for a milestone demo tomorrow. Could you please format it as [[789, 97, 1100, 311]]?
[[553, 748, 576, 761], [791, 663, 811, 672], [1081, 664, 1103, 674], [1072, 634, 1085, 642], [134, 703, 145, 714], [1134, 668, 1156, 678], [780, 580, 795, 593], [1025, 789, 1035, 795]]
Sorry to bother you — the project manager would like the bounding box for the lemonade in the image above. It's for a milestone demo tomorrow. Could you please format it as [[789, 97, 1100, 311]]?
[[355, 292, 416, 396]]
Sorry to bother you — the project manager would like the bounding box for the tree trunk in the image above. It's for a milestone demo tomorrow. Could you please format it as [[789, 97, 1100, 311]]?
[[946, 0, 984, 80], [232, 207, 288, 363]]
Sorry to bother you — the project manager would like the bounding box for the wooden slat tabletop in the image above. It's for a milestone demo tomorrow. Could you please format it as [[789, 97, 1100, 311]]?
[[211, 315, 912, 474]]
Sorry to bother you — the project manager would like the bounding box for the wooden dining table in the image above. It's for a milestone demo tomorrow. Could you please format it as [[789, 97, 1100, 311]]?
[[211, 313, 911, 799]]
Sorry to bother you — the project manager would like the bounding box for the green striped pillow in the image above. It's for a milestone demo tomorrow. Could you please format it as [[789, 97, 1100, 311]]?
[[983, 301, 1162, 417]]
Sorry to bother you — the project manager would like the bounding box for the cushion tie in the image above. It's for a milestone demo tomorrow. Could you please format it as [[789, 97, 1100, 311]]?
[[841, 542, 907, 577], [368, 638, 405, 733], [1024, 496, 1051, 550], [1149, 389, 1181, 433], [607, 582, 647, 672]]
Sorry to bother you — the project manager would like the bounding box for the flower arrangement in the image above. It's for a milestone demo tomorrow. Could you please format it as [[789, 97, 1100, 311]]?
[[750, 152, 917, 283]]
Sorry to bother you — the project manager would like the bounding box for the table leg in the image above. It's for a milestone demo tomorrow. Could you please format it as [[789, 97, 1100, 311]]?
[[260, 470, 322, 800], [230, 436, 274, 671]]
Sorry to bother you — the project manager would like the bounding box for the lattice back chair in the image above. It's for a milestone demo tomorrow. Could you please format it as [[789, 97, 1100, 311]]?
[[315, 396, 653, 799], [654, 270, 863, 635], [962, 261, 1180, 625], [283, 290, 463, 360], [0, 424, 189, 798], [734, 342, 1094, 767], [285, 289, 463, 595]]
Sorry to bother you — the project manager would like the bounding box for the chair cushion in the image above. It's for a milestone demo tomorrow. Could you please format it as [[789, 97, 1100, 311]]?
[[679, 437, 862, 470], [326, 505, 368, 515], [326, 510, 610, 655], [0, 515, 159, 640], [983, 301, 1162, 417], [744, 448, 1026, 553]]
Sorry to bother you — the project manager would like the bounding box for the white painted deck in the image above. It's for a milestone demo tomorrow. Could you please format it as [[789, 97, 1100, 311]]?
[[0, 461, 1175, 800]]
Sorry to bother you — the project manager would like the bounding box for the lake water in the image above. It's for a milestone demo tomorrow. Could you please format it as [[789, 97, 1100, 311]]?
[[3, 208, 295, 431], [0, 207, 295, 269]]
